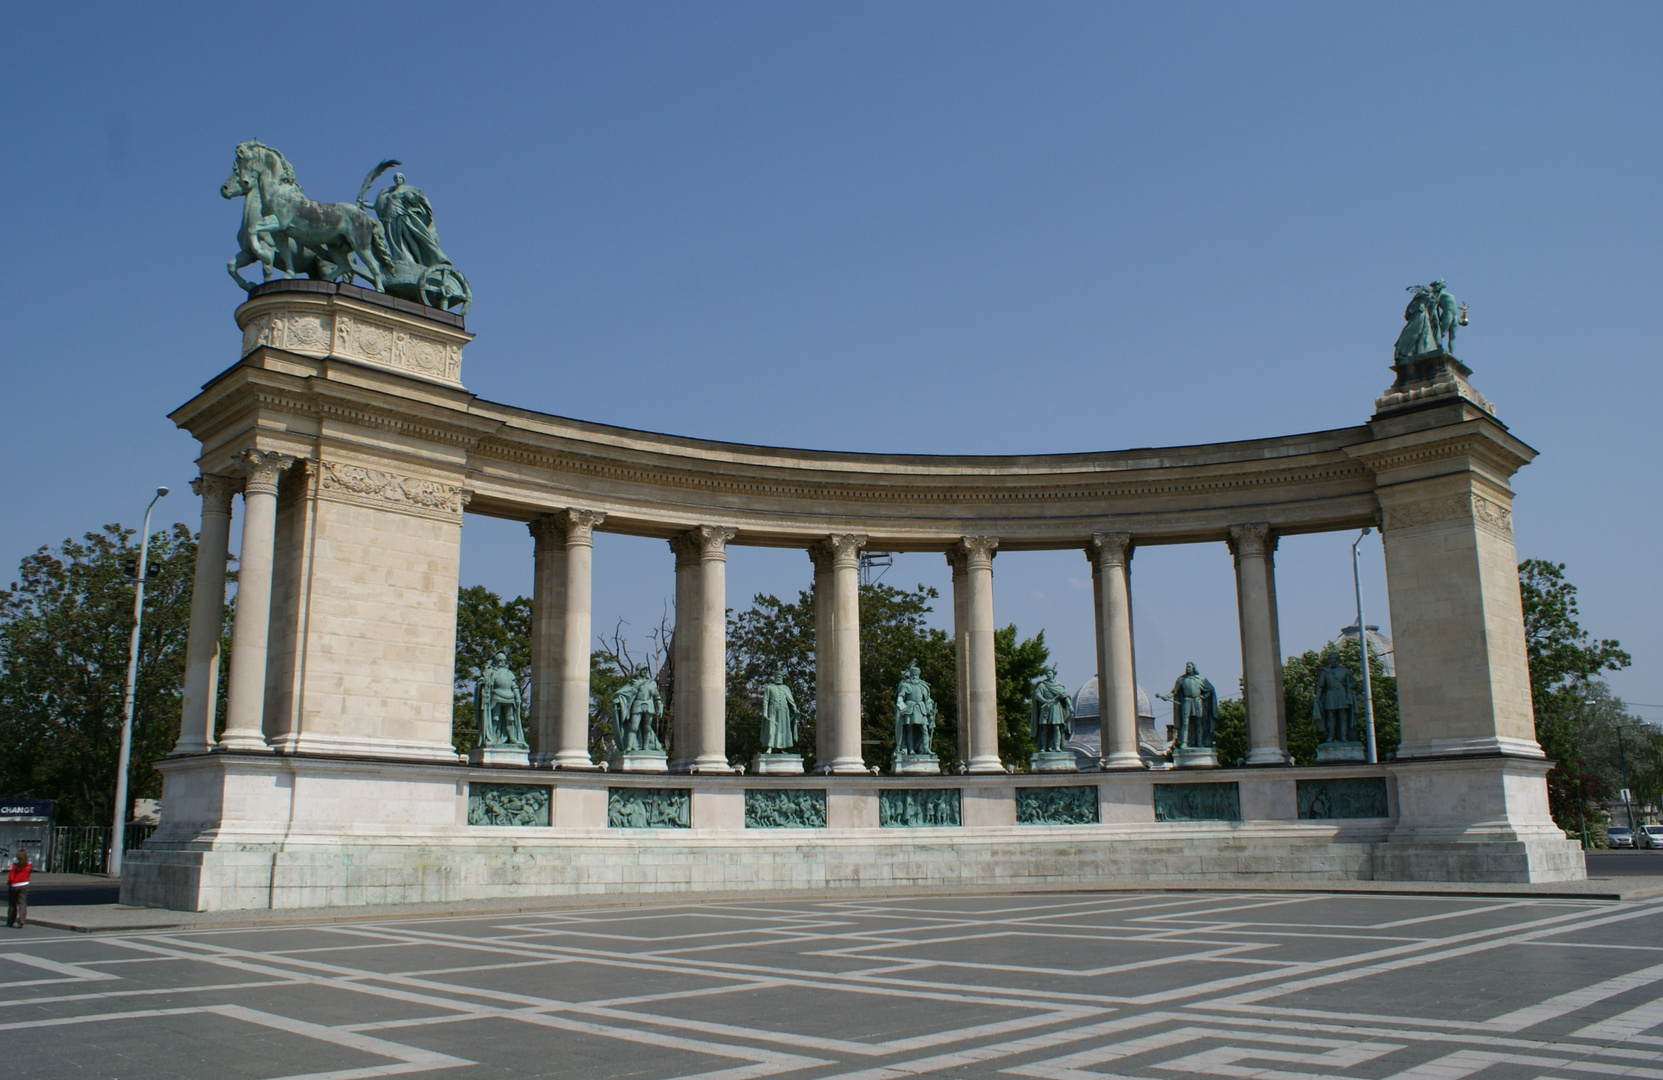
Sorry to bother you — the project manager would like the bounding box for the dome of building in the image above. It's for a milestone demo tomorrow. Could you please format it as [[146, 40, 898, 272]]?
[[1068, 676, 1162, 768], [1071, 676, 1154, 720], [1339, 622, 1395, 676]]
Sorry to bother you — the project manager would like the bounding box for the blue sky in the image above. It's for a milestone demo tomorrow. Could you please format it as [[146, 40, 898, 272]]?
[[2, 5, 1658, 717]]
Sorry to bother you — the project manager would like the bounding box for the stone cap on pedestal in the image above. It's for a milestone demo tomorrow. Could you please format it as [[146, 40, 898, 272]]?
[[1374, 352, 1495, 420], [235, 279, 472, 389]]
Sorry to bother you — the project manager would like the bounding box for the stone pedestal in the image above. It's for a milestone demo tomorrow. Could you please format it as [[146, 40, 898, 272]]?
[[891, 753, 942, 776], [1174, 747, 1218, 769], [1029, 751, 1078, 773], [1316, 741, 1366, 763], [611, 751, 669, 774], [468, 746, 530, 767], [751, 753, 805, 775]]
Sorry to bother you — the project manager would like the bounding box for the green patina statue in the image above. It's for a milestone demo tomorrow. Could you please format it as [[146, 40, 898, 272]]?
[[759, 667, 801, 753], [474, 652, 527, 751], [1312, 648, 1363, 745], [221, 141, 471, 312], [894, 661, 938, 757], [1029, 665, 1074, 753], [1171, 662, 1218, 750], [612, 663, 665, 754], [1394, 279, 1466, 363]]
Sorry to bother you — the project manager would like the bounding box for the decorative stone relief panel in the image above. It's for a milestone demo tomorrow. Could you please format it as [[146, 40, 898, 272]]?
[[1382, 492, 1512, 537], [1296, 777, 1389, 820], [467, 784, 551, 827], [1016, 785, 1100, 825], [1153, 782, 1241, 822], [744, 789, 827, 829], [317, 461, 468, 519], [608, 788, 691, 828], [241, 307, 464, 385], [879, 789, 961, 828]]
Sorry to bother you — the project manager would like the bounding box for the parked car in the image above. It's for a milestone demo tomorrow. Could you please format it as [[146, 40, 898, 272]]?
[[1639, 825, 1663, 849], [1607, 825, 1636, 848]]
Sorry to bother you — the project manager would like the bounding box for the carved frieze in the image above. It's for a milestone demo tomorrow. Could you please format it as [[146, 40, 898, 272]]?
[[1296, 777, 1389, 820], [607, 787, 691, 828], [241, 306, 464, 386], [1016, 785, 1099, 825], [1381, 491, 1513, 537], [467, 783, 551, 827], [317, 461, 468, 518], [1153, 782, 1241, 822], [744, 789, 828, 828], [878, 788, 961, 827]]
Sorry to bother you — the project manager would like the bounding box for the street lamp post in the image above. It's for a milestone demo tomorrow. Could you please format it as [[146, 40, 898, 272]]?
[[108, 486, 168, 878], [1351, 529, 1379, 765]]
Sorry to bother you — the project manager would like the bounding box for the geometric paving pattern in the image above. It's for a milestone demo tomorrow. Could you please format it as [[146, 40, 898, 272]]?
[[7, 891, 1663, 1079]]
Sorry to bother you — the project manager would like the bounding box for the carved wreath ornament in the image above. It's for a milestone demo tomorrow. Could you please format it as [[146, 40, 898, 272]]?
[[319, 462, 467, 515]]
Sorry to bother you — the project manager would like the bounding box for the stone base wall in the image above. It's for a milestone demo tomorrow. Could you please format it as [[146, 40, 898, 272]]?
[[122, 753, 1585, 912]]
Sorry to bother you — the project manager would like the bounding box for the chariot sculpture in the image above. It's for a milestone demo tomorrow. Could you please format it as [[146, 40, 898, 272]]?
[[221, 141, 472, 313]]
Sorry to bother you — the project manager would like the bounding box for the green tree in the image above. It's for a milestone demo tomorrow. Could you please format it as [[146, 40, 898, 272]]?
[[1518, 559, 1633, 833], [0, 524, 203, 825], [451, 585, 531, 754], [995, 624, 1050, 768], [727, 591, 818, 765], [1282, 636, 1399, 765], [1213, 698, 1247, 768]]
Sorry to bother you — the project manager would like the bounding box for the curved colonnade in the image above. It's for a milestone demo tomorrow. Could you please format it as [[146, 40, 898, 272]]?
[[127, 282, 1581, 911]]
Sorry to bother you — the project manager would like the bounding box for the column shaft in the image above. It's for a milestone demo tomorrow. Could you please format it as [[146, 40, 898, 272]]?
[[219, 451, 292, 751], [948, 551, 970, 768], [555, 509, 604, 769], [822, 534, 867, 773], [1091, 532, 1142, 769], [669, 535, 701, 771], [173, 475, 238, 754], [528, 517, 567, 766], [810, 545, 834, 771], [1230, 523, 1287, 765], [958, 537, 1002, 772], [694, 526, 736, 772]]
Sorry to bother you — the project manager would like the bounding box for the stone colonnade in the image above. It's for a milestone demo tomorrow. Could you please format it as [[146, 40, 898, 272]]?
[[174, 484, 1299, 774]]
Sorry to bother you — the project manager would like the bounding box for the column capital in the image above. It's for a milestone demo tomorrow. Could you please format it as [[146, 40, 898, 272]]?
[[1087, 531, 1133, 568], [670, 531, 701, 568], [689, 524, 737, 562], [191, 474, 241, 516], [808, 542, 835, 574], [560, 508, 606, 546], [944, 547, 966, 577], [528, 514, 565, 553], [1226, 522, 1275, 560], [814, 533, 867, 570], [956, 535, 998, 570], [233, 450, 294, 497]]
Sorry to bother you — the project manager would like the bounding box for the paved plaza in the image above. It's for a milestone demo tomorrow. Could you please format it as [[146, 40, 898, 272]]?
[[6, 891, 1663, 1079]]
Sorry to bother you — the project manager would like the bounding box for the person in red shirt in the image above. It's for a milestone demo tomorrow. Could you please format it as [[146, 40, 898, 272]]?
[[6, 851, 30, 928]]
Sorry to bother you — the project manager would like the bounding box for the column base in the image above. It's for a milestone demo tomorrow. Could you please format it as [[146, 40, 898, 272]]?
[[1395, 735, 1545, 760], [552, 751, 600, 771], [214, 732, 271, 752], [688, 755, 738, 775], [965, 755, 1006, 774], [1243, 747, 1292, 766], [814, 757, 872, 775], [1100, 751, 1145, 770], [169, 739, 214, 756]]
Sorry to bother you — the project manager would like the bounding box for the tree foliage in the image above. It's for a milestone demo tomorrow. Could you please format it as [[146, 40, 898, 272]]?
[[1282, 636, 1400, 765], [452, 585, 531, 753], [0, 524, 204, 825]]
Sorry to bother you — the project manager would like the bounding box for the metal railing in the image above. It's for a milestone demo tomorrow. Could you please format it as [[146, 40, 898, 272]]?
[[38, 824, 155, 874]]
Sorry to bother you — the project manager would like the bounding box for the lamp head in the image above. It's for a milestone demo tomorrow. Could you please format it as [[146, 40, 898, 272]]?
[[156, 486, 170, 498]]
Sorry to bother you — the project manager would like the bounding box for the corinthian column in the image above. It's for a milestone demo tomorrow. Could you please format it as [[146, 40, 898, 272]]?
[[528, 516, 568, 766], [669, 532, 701, 771], [946, 548, 970, 767], [1229, 522, 1288, 765], [817, 534, 867, 774], [219, 450, 292, 751], [957, 537, 1002, 773], [1089, 532, 1142, 769], [555, 509, 604, 769], [691, 526, 736, 772], [173, 474, 239, 755]]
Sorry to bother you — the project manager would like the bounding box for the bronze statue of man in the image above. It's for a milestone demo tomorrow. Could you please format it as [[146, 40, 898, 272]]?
[[1171, 662, 1218, 750], [612, 663, 665, 753], [894, 661, 937, 756], [1311, 648, 1362, 744], [1029, 665, 1074, 753], [759, 667, 800, 753], [474, 651, 527, 750]]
